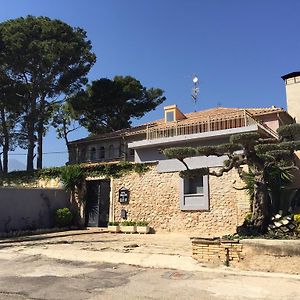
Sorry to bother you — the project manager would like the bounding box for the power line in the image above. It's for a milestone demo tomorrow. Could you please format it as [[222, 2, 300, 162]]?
[[7, 151, 68, 156]]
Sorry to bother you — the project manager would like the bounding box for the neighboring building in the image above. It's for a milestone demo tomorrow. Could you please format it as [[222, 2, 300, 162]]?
[[67, 73, 298, 235], [282, 71, 300, 123]]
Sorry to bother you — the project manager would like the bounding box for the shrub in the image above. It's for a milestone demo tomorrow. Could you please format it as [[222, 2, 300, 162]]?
[[136, 220, 149, 226], [121, 220, 136, 226], [60, 165, 84, 191], [55, 208, 73, 228], [108, 221, 119, 226], [294, 214, 300, 230]]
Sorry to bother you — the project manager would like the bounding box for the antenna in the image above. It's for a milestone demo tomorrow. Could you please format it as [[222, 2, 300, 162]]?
[[191, 75, 199, 112]]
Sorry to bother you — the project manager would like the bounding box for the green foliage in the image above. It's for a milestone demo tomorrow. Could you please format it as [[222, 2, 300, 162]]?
[[294, 214, 300, 224], [242, 171, 255, 201], [255, 143, 279, 154], [164, 147, 197, 160], [55, 208, 73, 228], [280, 141, 300, 151], [121, 220, 136, 226], [179, 168, 209, 178], [244, 212, 253, 223], [0, 162, 149, 186], [196, 146, 217, 156], [60, 165, 84, 191], [0, 15, 96, 170], [230, 132, 260, 145], [215, 143, 242, 154], [70, 76, 166, 134], [108, 221, 119, 226], [136, 220, 149, 226], [277, 123, 300, 140], [265, 150, 292, 161]]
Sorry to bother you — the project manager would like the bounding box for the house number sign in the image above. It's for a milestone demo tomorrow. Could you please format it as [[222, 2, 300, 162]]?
[[119, 187, 129, 204]]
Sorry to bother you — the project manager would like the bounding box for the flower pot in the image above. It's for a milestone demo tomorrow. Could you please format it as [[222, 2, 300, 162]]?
[[136, 226, 150, 234], [120, 225, 137, 233], [108, 225, 120, 233]]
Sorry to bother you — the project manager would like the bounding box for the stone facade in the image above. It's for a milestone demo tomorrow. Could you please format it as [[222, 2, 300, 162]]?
[[112, 164, 250, 236]]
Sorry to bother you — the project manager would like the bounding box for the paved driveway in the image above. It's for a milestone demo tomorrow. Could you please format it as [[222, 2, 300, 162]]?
[[0, 230, 299, 299]]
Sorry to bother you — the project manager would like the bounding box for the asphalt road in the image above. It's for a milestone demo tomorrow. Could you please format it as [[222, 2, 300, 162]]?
[[0, 250, 300, 300]]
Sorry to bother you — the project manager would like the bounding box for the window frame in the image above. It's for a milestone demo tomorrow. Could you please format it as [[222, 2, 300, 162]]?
[[90, 147, 97, 161], [99, 146, 105, 159], [180, 175, 209, 211], [166, 110, 175, 122]]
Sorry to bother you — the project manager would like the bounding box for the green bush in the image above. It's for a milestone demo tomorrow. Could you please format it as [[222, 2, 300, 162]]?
[[294, 214, 300, 231], [136, 220, 149, 226], [121, 220, 136, 226], [55, 208, 73, 228], [108, 221, 119, 226], [60, 165, 84, 191]]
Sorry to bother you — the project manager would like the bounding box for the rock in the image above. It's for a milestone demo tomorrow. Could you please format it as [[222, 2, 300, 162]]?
[[124, 243, 139, 248]]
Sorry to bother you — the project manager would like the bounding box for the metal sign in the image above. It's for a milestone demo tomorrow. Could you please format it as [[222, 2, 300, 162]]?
[[119, 187, 129, 204]]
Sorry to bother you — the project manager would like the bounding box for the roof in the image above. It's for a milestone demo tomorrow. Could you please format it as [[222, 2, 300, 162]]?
[[69, 106, 292, 145], [281, 72, 300, 80]]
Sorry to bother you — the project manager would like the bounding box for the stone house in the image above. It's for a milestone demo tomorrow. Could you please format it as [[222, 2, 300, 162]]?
[[68, 72, 299, 235]]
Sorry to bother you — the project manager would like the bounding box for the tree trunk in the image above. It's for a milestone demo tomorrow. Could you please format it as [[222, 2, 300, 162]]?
[[63, 122, 71, 164], [251, 174, 271, 233], [2, 143, 8, 174], [36, 96, 47, 170], [26, 98, 36, 171], [36, 121, 43, 169], [0, 108, 9, 174], [27, 122, 35, 171]]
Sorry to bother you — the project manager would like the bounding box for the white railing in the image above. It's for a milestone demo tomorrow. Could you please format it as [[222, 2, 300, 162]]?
[[146, 110, 267, 140]]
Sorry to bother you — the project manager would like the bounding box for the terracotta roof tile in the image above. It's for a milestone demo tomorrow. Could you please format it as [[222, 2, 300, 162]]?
[[69, 106, 291, 144]]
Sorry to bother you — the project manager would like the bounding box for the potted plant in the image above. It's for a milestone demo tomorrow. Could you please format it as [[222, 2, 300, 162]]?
[[136, 220, 150, 234], [108, 221, 120, 233], [120, 221, 137, 233]]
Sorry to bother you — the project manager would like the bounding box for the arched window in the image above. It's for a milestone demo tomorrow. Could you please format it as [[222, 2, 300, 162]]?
[[90, 147, 96, 161], [80, 148, 86, 162], [99, 146, 105, 159], [108, 145, 114, 159]]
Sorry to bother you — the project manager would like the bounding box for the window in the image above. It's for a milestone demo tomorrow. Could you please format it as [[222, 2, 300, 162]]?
[[184, 176, 203, 194], [166, 111, 175, 122], [90, 147, 96, 161], [80, 148, 86, 162], [180, 175, 209, 211], [99, 146, 105, 159], [108, 145, 114, 158]]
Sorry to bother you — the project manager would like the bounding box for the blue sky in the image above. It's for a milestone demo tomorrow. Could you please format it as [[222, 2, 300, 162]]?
[[1, 0, 300, 169]]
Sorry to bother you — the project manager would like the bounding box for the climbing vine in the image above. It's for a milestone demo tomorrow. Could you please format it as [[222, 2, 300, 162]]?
[[0, 162, 150, 186]]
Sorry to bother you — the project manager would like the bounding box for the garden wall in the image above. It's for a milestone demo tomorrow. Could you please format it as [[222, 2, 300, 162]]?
[[0, 187, 70, 233], [111, 164, 250, 236]]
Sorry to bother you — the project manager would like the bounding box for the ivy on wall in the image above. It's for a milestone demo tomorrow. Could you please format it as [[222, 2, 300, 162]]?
[[0, 162, 150, 186]]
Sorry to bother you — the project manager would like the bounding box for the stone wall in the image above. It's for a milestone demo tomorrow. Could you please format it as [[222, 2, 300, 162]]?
[[112, 164, 250, 236], [191, 238, 243, 264]]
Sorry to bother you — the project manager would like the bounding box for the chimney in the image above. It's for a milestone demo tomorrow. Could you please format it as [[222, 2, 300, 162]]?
[[282, 71, 300, 123]]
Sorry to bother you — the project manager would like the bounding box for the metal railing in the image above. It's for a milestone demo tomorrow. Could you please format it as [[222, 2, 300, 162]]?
[[145, 110, 269, 140]]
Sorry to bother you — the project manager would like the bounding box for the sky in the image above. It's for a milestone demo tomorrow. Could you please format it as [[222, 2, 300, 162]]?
[[1, 0, 300, 169]]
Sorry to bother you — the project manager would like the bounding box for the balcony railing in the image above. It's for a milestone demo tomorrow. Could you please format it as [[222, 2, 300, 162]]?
[[146, 110, 277, 140]]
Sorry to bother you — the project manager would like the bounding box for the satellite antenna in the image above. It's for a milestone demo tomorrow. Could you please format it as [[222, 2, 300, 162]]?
[[191, 75, 199, 112]]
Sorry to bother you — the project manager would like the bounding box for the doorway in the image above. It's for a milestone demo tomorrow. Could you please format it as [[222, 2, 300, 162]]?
[[85, 179, 110, 227]]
